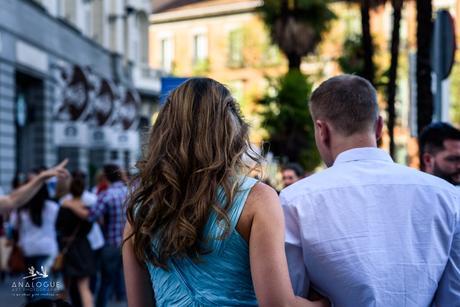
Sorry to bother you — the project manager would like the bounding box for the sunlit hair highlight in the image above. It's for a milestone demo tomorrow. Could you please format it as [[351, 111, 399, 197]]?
[[125, 78, 261, 268]]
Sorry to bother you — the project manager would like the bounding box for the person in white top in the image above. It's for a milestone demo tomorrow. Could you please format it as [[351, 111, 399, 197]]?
[[281, 75, 460, 307], [10, 184, 59, 302]]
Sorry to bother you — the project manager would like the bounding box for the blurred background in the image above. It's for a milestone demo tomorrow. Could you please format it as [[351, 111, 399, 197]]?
[[0, 0, 459, 190], [0, 0, 459, 306]]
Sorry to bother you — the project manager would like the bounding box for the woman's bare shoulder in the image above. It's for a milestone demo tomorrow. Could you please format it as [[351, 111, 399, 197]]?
[[245, 182, 280, 214]]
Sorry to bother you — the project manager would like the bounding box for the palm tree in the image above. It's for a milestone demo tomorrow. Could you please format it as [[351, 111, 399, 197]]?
[[357, 0, 386, 85], [352, 0, 401, 158], [386, 0, 403, 158], [259, 0, 335, 70], [416, 0, 433, 134], [258, 0, 335, 170], [360, 0, 375, 84]]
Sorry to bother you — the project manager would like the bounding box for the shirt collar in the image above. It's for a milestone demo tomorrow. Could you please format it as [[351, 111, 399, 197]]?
[[333, 147, 393, 165]]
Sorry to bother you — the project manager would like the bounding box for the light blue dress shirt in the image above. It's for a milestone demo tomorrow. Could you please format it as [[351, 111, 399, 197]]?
[[281, 147, 460, 307]]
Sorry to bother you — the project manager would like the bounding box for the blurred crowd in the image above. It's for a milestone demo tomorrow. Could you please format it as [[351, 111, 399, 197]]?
[[0, 164, 129, 307]]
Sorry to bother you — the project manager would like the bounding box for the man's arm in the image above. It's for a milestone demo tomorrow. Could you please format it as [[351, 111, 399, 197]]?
[[433, 215, 460, 306], [0, 160, 69, 213], [280, 191, 310, 298], [88, 193, 108, 222]]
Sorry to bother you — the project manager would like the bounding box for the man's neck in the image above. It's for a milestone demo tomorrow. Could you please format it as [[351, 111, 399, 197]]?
[[331, 133, 378, 162]]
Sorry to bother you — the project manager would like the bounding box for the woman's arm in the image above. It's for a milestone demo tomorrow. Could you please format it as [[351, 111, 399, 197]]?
[[249, 183, 328, 307], [123, 222, 155, 307], [61, 199, 90, 219]]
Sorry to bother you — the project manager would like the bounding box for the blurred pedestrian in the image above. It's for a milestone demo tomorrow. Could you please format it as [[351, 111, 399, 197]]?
[[419, 122, 460, 185], [91, 170, 109, 196], [281, 163, 304, 187], [62, 164, 127, 307], [10, 184, 59, 302], [56, 175, 95, 307], [60, 171, 105, 296]]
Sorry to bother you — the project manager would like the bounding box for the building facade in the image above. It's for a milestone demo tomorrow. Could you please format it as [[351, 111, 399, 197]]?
[[0, 0, 160, 191], [149, 0, 287, 143]]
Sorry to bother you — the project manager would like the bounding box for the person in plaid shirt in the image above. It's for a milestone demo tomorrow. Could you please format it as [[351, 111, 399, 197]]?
[[90, 178, 127, 247], [93, 164, 127, 307]]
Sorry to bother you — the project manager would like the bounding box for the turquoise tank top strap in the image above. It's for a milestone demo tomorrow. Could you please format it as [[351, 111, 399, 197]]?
[[205, 176, 258, 249], [227, 176, 259, 230]]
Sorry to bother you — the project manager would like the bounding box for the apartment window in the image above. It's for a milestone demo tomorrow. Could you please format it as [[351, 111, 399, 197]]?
[[138, 13, 149, 63], [92, 0, 104, 43], [160, 38, 173, 73], [110, 150, 119, 161], [193, 33, 208, 63], [228, 29, 244, 68], [63, 0, 77, 24], [84, 7, 92, 37]]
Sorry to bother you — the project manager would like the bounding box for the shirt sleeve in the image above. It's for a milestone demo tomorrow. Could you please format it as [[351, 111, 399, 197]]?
[[83, 192, 97, 207], [280, 191, 310, 298], [89, 192, 107, 222], [434, 213, 460, 306]]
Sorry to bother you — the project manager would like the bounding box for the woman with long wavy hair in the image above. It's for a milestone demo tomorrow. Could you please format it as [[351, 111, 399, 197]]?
[[123, 78, 328, 306]]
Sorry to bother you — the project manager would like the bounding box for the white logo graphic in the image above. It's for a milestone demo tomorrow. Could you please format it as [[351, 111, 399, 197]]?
[[10, 266, 62, 298], [23, 266, 49, 280]]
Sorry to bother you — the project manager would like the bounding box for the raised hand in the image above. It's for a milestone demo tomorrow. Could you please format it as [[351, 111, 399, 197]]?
[[40, 159, 70, 180]]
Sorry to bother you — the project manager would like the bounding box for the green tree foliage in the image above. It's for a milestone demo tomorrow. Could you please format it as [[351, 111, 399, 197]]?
[[259, 0, 335, 69], [449, 62, 460, 124], [338, 34, 385, 88], [257, 0, 334, 170], [338, 35, 366, 76], [259, 69, 321, 171]]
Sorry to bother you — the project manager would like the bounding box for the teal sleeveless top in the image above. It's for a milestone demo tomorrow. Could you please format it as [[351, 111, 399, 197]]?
[[146, 176, 259, 306]]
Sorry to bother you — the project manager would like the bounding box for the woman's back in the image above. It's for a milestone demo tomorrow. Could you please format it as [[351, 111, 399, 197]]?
[[15, 200, 59, 257], [146, 177, 258, 306]]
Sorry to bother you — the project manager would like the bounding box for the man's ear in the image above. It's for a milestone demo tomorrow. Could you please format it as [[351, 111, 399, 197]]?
[[375, 116, 384, 140], [316, 119, 330, 146], [422, 152, 434, 170]]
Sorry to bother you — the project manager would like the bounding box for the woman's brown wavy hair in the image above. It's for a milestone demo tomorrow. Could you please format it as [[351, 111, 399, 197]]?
[[125, 78, 261, 268]]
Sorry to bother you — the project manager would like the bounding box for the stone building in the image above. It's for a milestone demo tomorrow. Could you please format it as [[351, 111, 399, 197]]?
[[0, 0, 160, 191]]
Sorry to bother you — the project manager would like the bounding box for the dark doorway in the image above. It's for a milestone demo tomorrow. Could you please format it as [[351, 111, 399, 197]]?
[[15, 71, 45, 174]]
